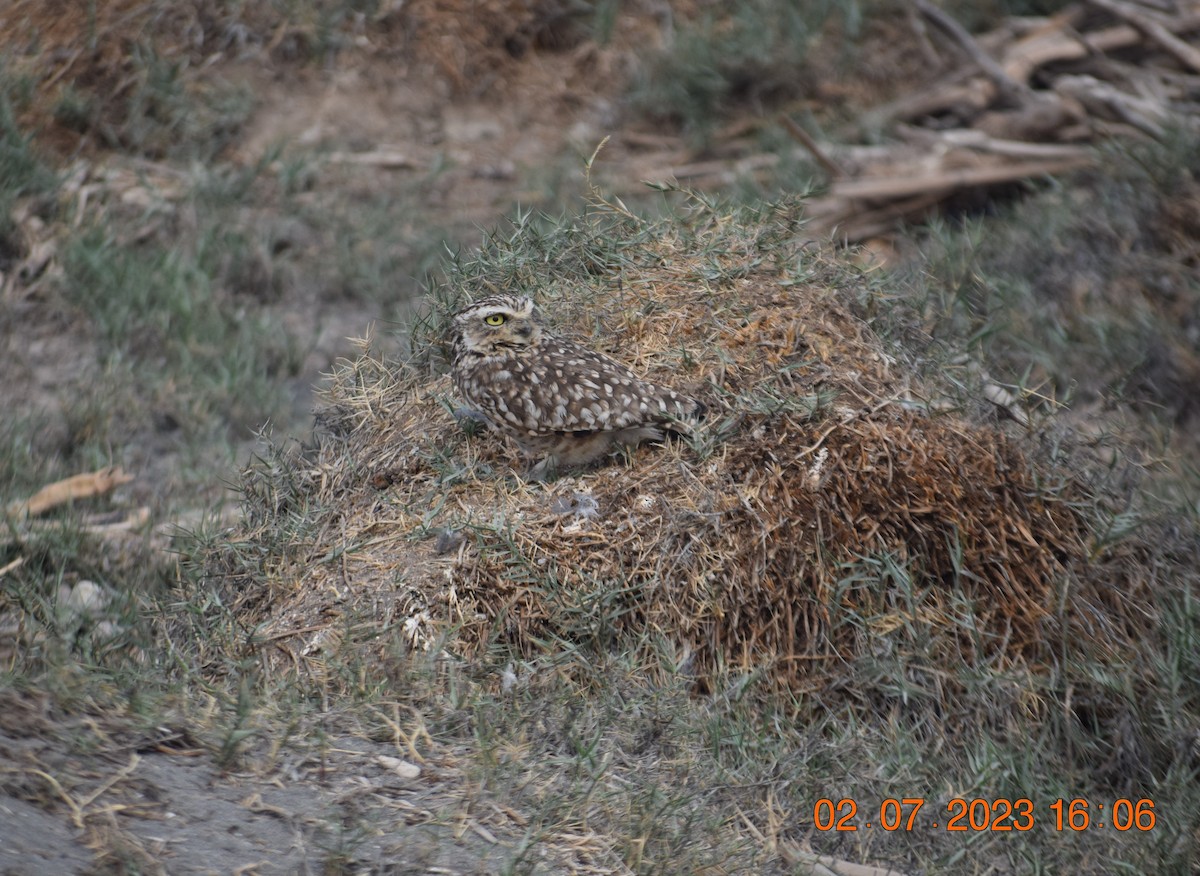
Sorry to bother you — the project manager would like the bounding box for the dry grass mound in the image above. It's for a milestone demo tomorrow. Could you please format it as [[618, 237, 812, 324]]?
[[208, 196, 1157, 717]]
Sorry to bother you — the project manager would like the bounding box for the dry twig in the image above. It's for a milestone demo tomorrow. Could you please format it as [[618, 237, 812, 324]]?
[[6, 467, 134, 519], [1088, 0, 1200, 73], [779, 115, 844, 179], [914, 0, 1027, 102]]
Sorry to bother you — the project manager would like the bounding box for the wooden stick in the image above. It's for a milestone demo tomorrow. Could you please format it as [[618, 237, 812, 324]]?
[[814, 190, 956, 243], [779, 115, 845, 179], [832, 156, 1091, 201], [1002, 22, 1144, 81], [1122, 0, 1181, 11], [6, 467, 134, 519], [777, 839, 911, 876], [1087, 0, 1200, 73], [326, 150, 417, 169], [865, 74, 995, 127], [905, 1, 944, 66], [914, 0, 1027, 101], [640, 153, 782, 183], [1054, 73, 1170, 135], [896, 124, 1094, 159], [18, 508, 152, 536]]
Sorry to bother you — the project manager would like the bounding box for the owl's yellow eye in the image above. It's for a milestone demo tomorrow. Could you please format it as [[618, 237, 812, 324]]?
[[484, 313, 506, 326]]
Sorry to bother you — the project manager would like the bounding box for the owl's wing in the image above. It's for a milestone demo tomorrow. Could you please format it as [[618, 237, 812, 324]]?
[[506, 343, 697, 435]]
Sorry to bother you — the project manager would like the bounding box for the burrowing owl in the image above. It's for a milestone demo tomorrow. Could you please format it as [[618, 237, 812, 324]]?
[[450, 294, 703, 478]]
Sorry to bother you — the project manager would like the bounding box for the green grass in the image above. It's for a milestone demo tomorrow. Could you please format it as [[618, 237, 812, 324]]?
[[0, 70, 59, 276], [60, 221, 304, 433], [628, 0, 860, 147], [322, 180, 454, 312], [103, 47, 254, 161], [0, 136, 453, 505], [905, 131, 1200, 460]]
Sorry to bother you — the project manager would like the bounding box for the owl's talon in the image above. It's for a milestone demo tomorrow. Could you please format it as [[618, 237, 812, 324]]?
[[452, 406, 491, 425]]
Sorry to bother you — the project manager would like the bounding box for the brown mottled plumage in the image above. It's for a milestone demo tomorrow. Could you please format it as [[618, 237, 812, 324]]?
[[450, 294, 703, 478]]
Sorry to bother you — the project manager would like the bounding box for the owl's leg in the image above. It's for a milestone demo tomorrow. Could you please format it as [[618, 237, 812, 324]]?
[[527, 453, 560, 482], [452, 406, 492, 428]]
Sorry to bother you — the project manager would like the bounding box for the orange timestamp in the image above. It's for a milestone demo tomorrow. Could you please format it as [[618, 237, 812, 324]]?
[[813, 798, 1157, 832]]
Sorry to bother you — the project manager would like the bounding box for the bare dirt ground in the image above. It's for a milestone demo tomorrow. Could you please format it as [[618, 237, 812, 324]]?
[[1, 692, 501, 874]]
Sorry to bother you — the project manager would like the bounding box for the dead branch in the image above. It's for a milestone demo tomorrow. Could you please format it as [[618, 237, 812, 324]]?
[[1001, 21, 1144, 82], [1054, 73, 1173, 135], [326, 149, 417, 169], [1087, 0, 1200, 73], [635, 2, 1196, 244], [921, 128, 1093, 160], [813, 189, 951, 243], [832, 156, 1091, 201], [779, 115, 844, 179], [914, 0, 1027, 102], [6, 467, 134, 519]]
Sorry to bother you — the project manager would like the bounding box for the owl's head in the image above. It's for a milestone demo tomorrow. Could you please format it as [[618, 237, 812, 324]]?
[[452, 294, 544, 356]]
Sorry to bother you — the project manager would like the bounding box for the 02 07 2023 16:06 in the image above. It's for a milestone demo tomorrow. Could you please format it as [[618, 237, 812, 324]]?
[[812, 797, 1157, 832]]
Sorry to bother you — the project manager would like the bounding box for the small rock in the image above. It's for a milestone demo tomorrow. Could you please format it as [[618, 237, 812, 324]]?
[[63, 580, 110, 622], [549, 492, 599, 519], [377, 755, 421, 779]]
